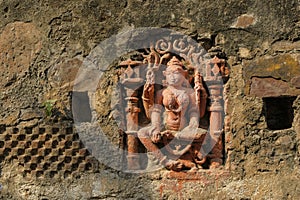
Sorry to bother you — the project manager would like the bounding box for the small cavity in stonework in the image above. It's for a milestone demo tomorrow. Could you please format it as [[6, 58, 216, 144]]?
[[263, 96, 296, 130]]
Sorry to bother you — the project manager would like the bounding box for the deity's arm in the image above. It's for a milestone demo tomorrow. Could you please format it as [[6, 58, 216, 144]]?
[[147, 90, 164, 143], [142, 83, 155, 119], [150, 90, 163, 130], [199, 88, 207, 118], [188, 90, 200, 128], [194, 73, 207, 118]]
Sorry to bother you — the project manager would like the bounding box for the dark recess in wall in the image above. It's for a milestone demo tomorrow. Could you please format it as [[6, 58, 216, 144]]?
[[263, 96, 296, 130]]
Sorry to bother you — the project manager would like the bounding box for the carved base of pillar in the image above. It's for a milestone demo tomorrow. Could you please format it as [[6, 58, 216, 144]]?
[[127, 154, 140, 170], [209, 135, 223, 169], [145, 152, 163, 171]]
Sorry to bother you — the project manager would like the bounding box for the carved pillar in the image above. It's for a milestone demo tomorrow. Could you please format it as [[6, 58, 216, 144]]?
[[204, 56, 225, 167], [125, 96, 141, 170], [119, 59, 143, 170]]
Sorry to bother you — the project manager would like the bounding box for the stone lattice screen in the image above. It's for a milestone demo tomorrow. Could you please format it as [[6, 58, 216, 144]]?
[[0, 124, 98, 178]]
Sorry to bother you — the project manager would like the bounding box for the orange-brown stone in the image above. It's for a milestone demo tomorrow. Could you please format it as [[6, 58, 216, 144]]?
[[232, 14, 256, 28], [244, 54, 300, 95], [0, 22, 42, 87], [250, 77, 291, 97]]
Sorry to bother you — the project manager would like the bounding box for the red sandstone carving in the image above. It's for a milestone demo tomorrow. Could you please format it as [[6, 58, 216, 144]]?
[[138, 56, 207, 171], [119, 38, 229, 171], [119, 59, 143, 170]]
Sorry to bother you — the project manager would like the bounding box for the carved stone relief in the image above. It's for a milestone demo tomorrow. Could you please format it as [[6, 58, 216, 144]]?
[[117, 35, 230, 171]]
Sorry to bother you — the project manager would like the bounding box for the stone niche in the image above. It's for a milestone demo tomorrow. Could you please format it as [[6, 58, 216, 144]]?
[[96, 30, 232, 173]]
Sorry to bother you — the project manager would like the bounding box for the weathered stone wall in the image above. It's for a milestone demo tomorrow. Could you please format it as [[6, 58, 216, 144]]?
[[0, 0, 299, 199]]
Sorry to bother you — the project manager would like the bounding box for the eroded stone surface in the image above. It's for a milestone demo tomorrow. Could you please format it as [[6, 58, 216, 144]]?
[[291, 76, 300, 89], [0, 22, 42, 87], [250, 77, 291, 97], [231, 14, 256, 28], [271, 40, 300, 52], [244, 54, 300, 95], [0, 0, 300, 199]]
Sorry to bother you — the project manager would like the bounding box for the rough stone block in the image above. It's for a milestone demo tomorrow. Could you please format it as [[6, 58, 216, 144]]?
[[250, 77, 290, 97], [244, 54, 300, 96]]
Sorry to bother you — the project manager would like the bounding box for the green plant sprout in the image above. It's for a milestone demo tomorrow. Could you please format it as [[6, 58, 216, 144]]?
[[43, 99, 57, 117]]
